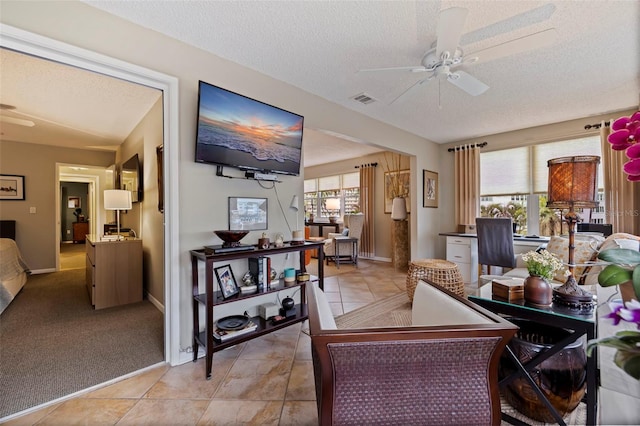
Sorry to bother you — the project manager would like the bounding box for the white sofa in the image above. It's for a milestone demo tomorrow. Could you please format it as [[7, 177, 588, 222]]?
[[501, 232, 640, 286]]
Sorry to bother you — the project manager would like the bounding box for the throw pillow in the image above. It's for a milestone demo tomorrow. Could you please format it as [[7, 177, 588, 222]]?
[[545, 236, 600, 283], [341, 228, 349, 236]]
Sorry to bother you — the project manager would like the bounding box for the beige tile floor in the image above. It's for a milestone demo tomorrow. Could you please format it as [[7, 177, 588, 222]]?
[[4, 258, 408, 426]]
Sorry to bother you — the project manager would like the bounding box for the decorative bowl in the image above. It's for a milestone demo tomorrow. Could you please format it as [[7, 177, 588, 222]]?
[[214, 230, 249, 247]]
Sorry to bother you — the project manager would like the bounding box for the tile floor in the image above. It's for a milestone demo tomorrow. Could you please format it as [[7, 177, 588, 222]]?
[[4, 258, 408, 425]]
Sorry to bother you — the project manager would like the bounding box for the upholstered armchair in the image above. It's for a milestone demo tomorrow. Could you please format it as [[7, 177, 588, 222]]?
[[307, 280, 518, 425], [323, 213, 364, 265]]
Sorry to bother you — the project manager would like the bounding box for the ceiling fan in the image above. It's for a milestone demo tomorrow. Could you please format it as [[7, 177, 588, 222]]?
[[0, 103, 35, 127], [358, 7, 556, 104]]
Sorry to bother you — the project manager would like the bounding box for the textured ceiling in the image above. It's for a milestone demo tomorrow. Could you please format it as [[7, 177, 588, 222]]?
[[0, 48, 161, 150], [83, 0, 640, 144]]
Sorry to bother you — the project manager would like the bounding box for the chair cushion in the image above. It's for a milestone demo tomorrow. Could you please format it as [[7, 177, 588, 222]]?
[[412, 280, 491, 326], [341, 228, 349, 236]]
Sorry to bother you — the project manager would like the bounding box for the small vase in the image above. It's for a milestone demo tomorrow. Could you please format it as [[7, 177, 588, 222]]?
[[524, 275, 552, 305]]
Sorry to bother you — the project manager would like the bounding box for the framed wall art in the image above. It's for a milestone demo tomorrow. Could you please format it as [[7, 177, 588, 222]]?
[[229, 197, 268, 231], [0, 174, 25, 200], [383, 170, 410, 214], [215, 264, 239, 299], [423, 170, 438, 208]]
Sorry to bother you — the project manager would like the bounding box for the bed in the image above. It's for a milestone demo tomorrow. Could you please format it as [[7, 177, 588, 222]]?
[[0, 220, 30, 315]]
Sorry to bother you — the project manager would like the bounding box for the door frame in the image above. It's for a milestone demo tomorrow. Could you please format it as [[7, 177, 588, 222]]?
[[1, 23, 181, 365]]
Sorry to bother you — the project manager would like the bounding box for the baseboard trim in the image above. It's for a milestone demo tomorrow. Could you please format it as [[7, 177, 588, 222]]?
[[146, 292, 164, 314], [29, 268, 56, 275]]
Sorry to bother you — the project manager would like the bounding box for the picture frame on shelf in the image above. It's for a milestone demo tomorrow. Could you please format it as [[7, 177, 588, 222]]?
[[423, 170, 438, 208], [383, 170, 410, 214], [0, 174, 25, 200], [215, 264, 240, 299], [229, 197, 268, 230]]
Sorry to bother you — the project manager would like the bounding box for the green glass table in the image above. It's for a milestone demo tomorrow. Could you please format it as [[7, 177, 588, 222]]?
[[469, 283, 598, 426]]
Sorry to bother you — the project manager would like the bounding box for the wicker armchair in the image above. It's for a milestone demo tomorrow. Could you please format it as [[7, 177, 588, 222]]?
[[323, 213, 364, 265], [307, 280, 517, 425]]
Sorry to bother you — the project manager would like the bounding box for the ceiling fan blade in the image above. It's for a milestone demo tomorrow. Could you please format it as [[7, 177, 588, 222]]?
[[460, 3, 556, 46], [436, 7, 468, 58], [358, 66, 427, 73], [447, 71, 489, 96], [469, 28, 557, 65], [0, 115, 35, 127], [391, 77, 433, 104]]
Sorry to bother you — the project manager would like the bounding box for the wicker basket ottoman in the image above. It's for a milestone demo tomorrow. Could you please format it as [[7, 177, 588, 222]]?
[[406, 259, 465, 301]]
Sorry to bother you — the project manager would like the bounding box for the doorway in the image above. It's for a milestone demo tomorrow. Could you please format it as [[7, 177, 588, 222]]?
[[1, 23, 180, 418]]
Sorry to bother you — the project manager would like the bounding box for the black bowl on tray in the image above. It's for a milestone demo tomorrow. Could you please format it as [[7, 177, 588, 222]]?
[[214, 230, 249, 247]]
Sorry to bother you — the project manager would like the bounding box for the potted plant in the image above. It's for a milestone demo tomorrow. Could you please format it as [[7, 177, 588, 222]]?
[[586, 248, 640, 380], [520, 250, 566, 305], [596, 248, 640, 301], [587, 298, 640, 380]]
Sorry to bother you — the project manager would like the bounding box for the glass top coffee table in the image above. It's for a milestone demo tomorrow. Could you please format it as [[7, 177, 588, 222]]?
[[469, 283, 598, 426]]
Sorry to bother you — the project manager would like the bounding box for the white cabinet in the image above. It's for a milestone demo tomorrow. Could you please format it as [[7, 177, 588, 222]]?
[[446, 236, 478, 284]]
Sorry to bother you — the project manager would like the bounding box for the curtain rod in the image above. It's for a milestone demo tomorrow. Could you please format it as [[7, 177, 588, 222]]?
[[355, 162, 378, 168], [447, 142, 487, 152], [584, 121, 610, 130]]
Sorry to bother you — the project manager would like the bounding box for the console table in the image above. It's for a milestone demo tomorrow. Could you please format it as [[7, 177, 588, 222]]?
[[190, 241, 325, 379], [305, 221, 340, 237], [469, 284, 597, 426]]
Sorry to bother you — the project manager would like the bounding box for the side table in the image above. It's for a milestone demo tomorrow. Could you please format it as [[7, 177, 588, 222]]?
[[406, 259, 465, 301], [469, 283, 598, 426], [333, 236, 358, 269]]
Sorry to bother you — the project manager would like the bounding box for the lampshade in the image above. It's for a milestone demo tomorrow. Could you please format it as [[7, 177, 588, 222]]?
[[104, 189, 132, 210], [325, 198, 340, 211], [290, 195, 299, 211], [547, 156, 600, 210]]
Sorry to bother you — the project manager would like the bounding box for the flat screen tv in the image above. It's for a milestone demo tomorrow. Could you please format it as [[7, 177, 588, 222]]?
[[195, 80, 304, 176]]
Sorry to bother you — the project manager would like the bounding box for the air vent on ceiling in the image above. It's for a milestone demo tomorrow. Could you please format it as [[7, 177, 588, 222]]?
[[351, 92, 376, 105]]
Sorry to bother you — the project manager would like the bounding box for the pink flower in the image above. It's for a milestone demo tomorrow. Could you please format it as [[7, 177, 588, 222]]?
[[608, 111, 640, 180], [606, 300, 625, 326]]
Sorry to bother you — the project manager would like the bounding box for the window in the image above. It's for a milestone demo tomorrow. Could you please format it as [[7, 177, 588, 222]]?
[[480, 136, 604, 236], [304, 171, 360, 220]]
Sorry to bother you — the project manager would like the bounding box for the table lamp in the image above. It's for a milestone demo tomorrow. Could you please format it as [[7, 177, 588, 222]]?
[[547, 155, 600, 308], [325, 198, 341, 223], [290, 195, 304, 243], [104, 189, 132, 240]]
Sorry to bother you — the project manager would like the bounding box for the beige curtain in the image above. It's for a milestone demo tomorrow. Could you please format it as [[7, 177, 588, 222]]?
[[600, 123, 640, 234], [454, 145, 481, 225], [359, 164, 376, 258]]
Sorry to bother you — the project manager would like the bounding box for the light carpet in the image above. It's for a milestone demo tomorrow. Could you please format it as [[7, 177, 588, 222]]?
[[0, 268, 163, 419], [333, 291, 587, 426]]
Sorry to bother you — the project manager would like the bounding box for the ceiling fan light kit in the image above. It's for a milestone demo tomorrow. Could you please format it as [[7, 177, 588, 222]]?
[[359, 6, 556, 105]]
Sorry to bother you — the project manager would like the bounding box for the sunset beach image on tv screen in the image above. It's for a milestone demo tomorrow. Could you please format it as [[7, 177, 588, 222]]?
[[195, 82, 304, 175]]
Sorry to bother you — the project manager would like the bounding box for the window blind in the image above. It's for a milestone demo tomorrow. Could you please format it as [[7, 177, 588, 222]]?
[[318, 175, 340, 191], [481, 136, 603, 196], [481, 147, 529, 196]]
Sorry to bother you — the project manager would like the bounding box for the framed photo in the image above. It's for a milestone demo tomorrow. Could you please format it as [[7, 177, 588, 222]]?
[[423, 170, 438, 208], [0, 174, 25, 201], [215, 264, 239, 299], [68, 196, 81, 209], [229, 197, 268, 231], [384, 170, 410, 214]]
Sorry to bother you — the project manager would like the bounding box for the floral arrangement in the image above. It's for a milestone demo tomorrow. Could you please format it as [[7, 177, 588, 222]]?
[[607, 110, 640, 181], [587, 299, 640, 380], [521, 250, 566, 281]]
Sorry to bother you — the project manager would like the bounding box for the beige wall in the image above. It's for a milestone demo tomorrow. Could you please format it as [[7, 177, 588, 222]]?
[[0, 140, 114, 269], [118, 97, 165, 304]]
